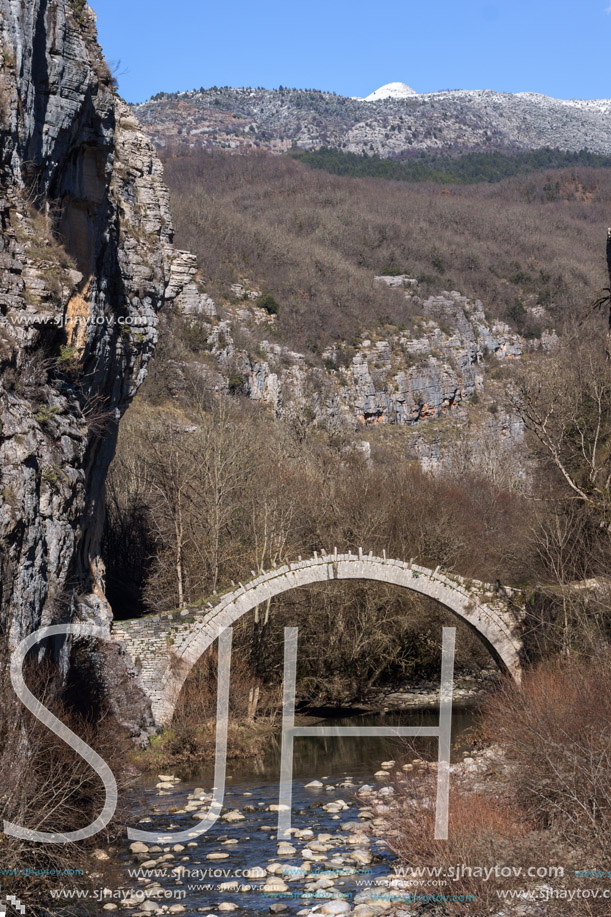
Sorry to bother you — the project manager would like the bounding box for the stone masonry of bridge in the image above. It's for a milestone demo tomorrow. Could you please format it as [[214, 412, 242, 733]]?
[[111, 551, 525, 725]]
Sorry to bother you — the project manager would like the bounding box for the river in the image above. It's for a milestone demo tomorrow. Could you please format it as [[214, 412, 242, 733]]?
[[108, 706, 478, 916]]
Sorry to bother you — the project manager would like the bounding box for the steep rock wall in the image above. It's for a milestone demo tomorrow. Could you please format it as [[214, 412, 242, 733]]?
[[0, 1, 175, 736]]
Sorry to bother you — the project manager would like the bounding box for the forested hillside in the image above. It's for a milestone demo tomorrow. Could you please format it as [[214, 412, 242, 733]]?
[[133, 84, 611, 158], [162, 148, 610, 348], [290, 146, 611, 184]]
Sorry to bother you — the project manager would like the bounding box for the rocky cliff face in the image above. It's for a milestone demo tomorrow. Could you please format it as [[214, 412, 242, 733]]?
[[167, 276, 551, 473], [0, 0, 175, 735]]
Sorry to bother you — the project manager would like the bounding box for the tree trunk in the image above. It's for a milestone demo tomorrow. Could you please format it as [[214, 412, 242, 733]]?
[[175, 486, 184, 608], [606, 228, 611, 360], [251, 596, 272, 677], [247, 685, 260, 721]]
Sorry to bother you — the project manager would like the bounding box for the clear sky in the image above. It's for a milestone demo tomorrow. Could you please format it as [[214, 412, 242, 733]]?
[[92, 0, 611, 104]]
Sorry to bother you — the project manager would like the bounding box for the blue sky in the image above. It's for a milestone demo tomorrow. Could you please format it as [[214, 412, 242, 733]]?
[[93, 0, 611, 104]]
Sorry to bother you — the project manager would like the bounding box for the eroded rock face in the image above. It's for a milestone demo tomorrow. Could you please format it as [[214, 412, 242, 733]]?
[[182, 289, 526, 426], [0, 1, 177, 736], [163, 285, 533, 482]]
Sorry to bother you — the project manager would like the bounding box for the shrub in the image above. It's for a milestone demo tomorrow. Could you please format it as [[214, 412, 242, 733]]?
[[506, 299, 527, 329], [228, 373, 244, 393], [380, 265, 402, 276], [70, 0, 88, 23], [258, 292, 280, 315], [387, 769, 542, 914], [34, 405, 61, 426], [386, 659, 611, 915], [431, 253, 446, 274], [481, 659, 611, 858], [0, 648, 131, 910], [56, 344, 80, 372]]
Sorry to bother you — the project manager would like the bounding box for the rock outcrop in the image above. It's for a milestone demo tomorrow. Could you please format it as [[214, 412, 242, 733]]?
[[163, 282, 541, 481], [0, 0, 178, 736], [175, 286, 529, 424]]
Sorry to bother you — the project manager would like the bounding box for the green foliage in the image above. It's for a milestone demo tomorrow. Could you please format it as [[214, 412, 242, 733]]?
[[509, 268, 531, 287], [289, 146, 611, 185], [177, 318, 212, 352], [228, 373, 244, 393], [56, 345, 79, 372], [70, 0, 87, 23], [41, 465, 67, 485], [2, 47, 15, 68], [507, 300, 527, 330], [258, 292, 280, 315], [543, 179, 561, 202], [34, 405, 61, 426], [2, 486, 16, 506], [523, 322, 543, 341], [379, 266, 403, 276], [431, 253, 446, 274]]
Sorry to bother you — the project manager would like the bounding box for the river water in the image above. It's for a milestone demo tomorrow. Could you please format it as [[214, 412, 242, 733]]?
[[113, 706, 478, 916]]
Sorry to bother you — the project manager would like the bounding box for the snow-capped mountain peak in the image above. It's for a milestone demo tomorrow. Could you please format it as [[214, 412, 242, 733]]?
[[364, 82, 418, 102]]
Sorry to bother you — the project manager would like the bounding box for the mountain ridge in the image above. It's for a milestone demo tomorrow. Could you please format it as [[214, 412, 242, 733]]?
[[134, 84, 611, 158]]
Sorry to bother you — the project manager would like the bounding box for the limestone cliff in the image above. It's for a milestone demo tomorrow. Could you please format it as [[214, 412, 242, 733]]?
[[163, 276, 553, 480], [0, 0, 174, 734]]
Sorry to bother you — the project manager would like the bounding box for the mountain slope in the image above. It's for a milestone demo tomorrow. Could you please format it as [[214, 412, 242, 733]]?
[[134, 85, 611, 158]]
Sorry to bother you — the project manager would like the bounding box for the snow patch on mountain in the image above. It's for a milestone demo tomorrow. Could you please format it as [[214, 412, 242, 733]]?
[[364, 82, 418, 101]]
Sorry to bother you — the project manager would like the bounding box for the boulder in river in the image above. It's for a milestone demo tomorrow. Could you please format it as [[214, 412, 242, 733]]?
[[129, 842, 149, 855], [277, 842, 297, 856], [320, 901, 352, 915]]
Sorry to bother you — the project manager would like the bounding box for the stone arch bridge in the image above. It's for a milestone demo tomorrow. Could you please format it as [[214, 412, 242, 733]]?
[[112, 551, 526, 726]]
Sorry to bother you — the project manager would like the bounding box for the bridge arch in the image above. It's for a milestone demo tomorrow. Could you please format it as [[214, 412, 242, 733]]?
[[115, 553, 524, 725]]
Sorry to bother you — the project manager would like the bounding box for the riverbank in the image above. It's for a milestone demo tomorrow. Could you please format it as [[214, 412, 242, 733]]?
[[133, 721, 280, 771], [134, 672, 495, 772], [357, 669, 499, 714]]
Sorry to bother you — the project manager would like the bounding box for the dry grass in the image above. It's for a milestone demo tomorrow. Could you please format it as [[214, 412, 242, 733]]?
[[387, 770, 540, 913], [481, 658, 611, 857], [386, 769, 607, 915]]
